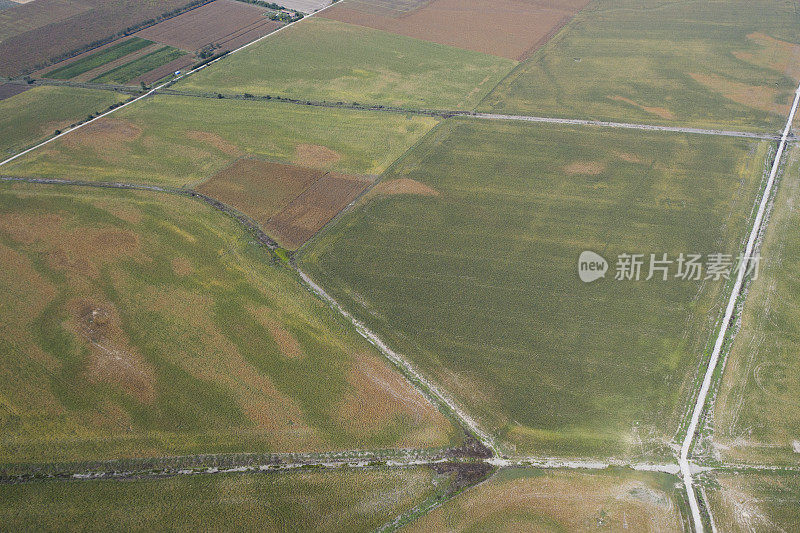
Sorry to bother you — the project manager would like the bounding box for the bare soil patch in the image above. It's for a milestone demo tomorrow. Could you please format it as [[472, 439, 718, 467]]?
[[608, 95, 676, 120], [367, 178, 439, 198], [135, 0, 281, 52], [690, 72, 787, 116], [613, 151, 646, 164], [94, 202, 143, 224], [171, 256, 193, 276], [278, 0, 332, 13], [0, 83, 30, 100], [251, 307, 305, 359], [564, 161, 605, 175], [408, 471, 681, 532], [322, 0, 590, 60], [734, 32, 800, 81], [68, 298, 156, 403], [265, 172, 372, 249], [342, 0, 433, 17], [293, 143, 342, 168], [186, 130, 242, 155], [338, 353, 451, 446], [0, 212, 63, 244], [61, 118, 142, 151], [46, 227, 140, 279], [197, 158, 325, 225]]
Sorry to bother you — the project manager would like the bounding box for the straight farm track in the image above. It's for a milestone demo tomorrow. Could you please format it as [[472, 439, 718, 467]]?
[[680, 82, 800, 533]]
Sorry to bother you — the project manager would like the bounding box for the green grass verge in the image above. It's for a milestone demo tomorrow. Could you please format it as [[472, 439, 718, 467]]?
[[90, 46, 186, 84], [0, 468, 438, 531], [406, 468, 685, 531], [176, 17, 516, 110], [0, 182, 457, 464], [704, 470, 800, 531], [481, 0, 800, 131], [2, 94, 439, 186], [0, 86, 127, 157], [711, 142, 800, 465], [299, 118, 771, 459], [43, 37, 153, 80]]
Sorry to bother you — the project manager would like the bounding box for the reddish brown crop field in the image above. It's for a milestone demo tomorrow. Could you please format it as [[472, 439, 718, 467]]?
[[265, 172, 372, 249], [0, 0, 192, 76], [196, 158, 370, 249], [321, 0, 590, 60], [196, 158, 325, 225], [135, 0, 281, 52]]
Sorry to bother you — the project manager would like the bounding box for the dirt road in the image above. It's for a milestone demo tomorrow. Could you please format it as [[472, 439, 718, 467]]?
[[679, 80, 800, 533]]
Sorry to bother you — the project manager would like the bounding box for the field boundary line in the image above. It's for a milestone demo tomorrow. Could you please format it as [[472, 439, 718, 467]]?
[[0, 175, 282, 248], [295, 269, 499, 456], [294, 121, 448, 255], [679, 81, 800, 533], [154, 86, 788, 141], [0, 0, 340, 169], [0, 174, 498, 455], [469, 112, 783, 140]]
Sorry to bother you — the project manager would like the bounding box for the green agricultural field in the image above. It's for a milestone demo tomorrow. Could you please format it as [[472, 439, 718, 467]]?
[[0, 468, 439, 531], [0, 182, 456, 464], [0, 86, 127, 157], [705, 471, 800, 531], [299, 118, 771, 459], [711, 143, 800, 466], [43, 37, 153, 80], [481, 0, 800, 132], [90, 46, 186, 84], [2, 95, 438, 187], [176, 17, 516, 110], [406, 467, 687, 531]]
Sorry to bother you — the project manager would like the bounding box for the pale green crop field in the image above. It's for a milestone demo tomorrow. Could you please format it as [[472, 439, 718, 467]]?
[[0, 468, 439, 532], [300, 118, 771, 459], [176, 17, 516, 110], [0, 182, 456, 465], [711, 143, 800, 466], [2, 94, 439, 187], [406, 467, 687, 532], [481, 0, 800, 132], [0, 85, 127, 157], [705, 471, 800, 532]]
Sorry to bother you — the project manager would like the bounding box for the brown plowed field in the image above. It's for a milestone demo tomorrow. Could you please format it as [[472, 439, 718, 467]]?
[[135, 0, 281, 52], [265, 172, 372, 249], [196, 158, 326, 226], [0, 83, 30, 100], [321, 0, 590, 60], [0, 0, 191, 76], [196, 158, 370, 249]]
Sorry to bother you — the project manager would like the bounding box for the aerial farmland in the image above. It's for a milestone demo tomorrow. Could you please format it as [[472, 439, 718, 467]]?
[[1, 0, 800, 531]]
